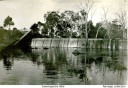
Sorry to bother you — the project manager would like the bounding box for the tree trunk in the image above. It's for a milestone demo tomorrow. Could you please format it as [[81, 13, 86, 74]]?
[[95, 27, 101, 38], [9, 25, 10, 30], [108, 39, 111, 52]]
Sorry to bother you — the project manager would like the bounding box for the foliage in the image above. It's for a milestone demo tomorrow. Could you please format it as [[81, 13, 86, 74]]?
[[41, 11, 121, 38], [42, 11, 72, 38], [44, 11, 61, 37], [1, 11, 123, 40], [3, 16, 14, 30], [30, 23, 39, 31], [0, 27, 23, 51], [102, 21, 123, 39], [113, 63, 127, 70], [41, 10, 114, 38]]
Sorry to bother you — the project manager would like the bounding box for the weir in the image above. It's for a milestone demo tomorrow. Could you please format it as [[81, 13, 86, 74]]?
[[31, 38, 127, 49]]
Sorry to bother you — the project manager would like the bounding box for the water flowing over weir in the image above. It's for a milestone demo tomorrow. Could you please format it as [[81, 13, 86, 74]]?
[[31, 38, 127, 49]]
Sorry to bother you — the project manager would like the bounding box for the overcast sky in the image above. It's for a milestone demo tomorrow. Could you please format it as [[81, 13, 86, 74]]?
[[0, 0, 127, 29]]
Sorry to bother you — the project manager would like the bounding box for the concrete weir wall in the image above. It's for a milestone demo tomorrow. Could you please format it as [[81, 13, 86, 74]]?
[[31, 38, 127, 49]]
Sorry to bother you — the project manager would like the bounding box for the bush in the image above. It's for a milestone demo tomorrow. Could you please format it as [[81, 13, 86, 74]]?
[[0, 28, 24, 51]]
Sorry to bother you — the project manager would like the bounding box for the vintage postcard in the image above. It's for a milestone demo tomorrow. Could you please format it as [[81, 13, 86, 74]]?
[[0, 0, 127, 87]]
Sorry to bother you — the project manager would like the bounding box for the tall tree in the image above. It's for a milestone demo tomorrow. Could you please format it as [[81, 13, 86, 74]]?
[[115, 9, 127, 39], [43, 11, 72, 38], [95, 22, 107, 38], [44, 11, 61, 38], [3, 16, 14, 30], [78, 0, 95, 39], [61, 10, 80, 38]]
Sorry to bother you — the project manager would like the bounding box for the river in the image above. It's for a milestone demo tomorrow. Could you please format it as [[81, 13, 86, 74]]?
[[0, 47, 127, 85]]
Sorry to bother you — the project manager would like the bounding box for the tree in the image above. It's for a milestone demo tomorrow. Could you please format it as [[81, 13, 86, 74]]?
[[95, 22, 102, 38], [87, 20, 95, 38], [41, 23, 49, 37], [99, 6, 126, 50], [43, 11, 72, 38], [13, 27, 18, 31], [60, 10, 80, 38], [30, 23, 39, 31], [78, 0, 95, 39], [101, 6, 125, 40], [44, 11, 61, 38], [60, 10, 76, 38], [95, 22, 107, 38], [57, 21, 71, 38], [0, 26, 4, 30], [3, 16, 14, 30], [115, 9, 127, 39], [37, 21, 44, 34]]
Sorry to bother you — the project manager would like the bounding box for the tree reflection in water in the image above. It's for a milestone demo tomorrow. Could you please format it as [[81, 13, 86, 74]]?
[[0, 47, 127, 85], [3, 56, 14, 70], [31, 48, 127, 84], [0, 46, 22, 71]]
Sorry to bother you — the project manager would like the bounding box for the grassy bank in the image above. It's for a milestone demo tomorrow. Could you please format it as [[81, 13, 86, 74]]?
[[0, 29, 24, 51]]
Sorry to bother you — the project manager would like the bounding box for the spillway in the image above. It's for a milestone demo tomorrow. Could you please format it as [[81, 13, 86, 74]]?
[[31, 38, 127, 49]]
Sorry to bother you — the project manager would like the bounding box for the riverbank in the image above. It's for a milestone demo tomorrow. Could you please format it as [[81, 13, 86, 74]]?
[[0, 29, 24, 51]]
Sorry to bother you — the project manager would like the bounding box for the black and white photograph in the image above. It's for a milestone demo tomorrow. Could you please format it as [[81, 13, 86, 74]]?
[[0, 0, 127, 86]]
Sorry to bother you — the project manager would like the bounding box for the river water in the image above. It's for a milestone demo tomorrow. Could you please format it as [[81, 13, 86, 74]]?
[[0, 47, 127, 85]]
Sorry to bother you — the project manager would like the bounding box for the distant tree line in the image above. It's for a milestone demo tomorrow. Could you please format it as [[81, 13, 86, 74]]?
[[34, 10, 125, 39], [1, 9, 126, 40]]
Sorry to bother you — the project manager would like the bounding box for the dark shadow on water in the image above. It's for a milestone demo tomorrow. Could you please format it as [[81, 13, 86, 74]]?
[[0, 45, 32, 70], [3, 56, 14, 70]]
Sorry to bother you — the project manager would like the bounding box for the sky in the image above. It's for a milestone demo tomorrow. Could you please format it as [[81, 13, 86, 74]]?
[[0, 0, 127, 29]]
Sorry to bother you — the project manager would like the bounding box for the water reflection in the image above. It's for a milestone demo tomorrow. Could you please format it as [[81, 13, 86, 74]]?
[[0, 47, 127, 85], [31, 48, 127, 85], [0, 46, 23, 71], [3, 57, 14, 70]]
